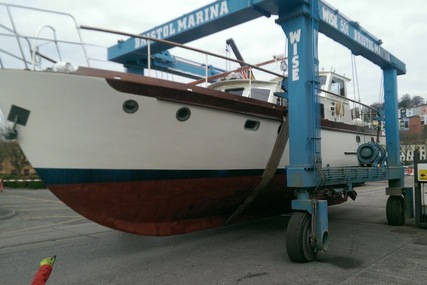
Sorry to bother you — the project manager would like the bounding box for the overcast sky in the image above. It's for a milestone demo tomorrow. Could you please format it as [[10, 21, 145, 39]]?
[[1, 0, 426, 105]]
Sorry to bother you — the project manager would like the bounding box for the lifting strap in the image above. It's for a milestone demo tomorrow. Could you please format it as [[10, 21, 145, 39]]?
[[224, 115, 289, 225]]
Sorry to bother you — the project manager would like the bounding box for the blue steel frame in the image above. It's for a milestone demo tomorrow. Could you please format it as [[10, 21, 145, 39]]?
[[108, 0, 406, 251], [277, 0, 328, 250]]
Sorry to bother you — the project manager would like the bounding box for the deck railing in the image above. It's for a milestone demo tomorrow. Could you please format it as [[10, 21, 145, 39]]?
[[0, 2, 89, 70], [0, 2, 286, 86], [0, 2, 378, 124]]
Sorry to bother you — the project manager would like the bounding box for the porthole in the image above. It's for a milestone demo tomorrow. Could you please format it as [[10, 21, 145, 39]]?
[[176, 107, 191, 122], [123, 100, 139, 114], [244, 120, 260, 131]]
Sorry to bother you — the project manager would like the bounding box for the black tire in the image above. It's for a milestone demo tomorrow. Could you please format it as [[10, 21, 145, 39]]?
[[386, 195, 405, 226], [286, 211, 317, 263]]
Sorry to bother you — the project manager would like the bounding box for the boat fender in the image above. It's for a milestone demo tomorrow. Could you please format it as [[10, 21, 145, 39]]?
[[335, 101, 344, 116], [52, 62, 75, 73], [352, 118, 364, 127]]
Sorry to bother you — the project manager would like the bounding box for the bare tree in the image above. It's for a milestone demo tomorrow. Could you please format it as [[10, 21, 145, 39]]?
[[398, 94, 425, 109], [0, 140, 29, 176], [400, 131, 423, 164], [413, 95, 425, 107], [399, 94, 412, 109]]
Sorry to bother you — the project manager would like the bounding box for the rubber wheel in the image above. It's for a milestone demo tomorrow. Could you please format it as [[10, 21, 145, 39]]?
[[386, 195, 405, 226], [286, 211, 317, 263]]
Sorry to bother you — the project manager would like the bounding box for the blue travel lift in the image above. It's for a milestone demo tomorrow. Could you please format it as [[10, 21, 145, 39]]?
[[107, 0, 409, 262]]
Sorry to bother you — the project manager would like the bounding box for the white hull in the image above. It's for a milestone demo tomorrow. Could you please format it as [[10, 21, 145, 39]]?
[[0, 69, 376, 172], [0, 68, 385, 235]]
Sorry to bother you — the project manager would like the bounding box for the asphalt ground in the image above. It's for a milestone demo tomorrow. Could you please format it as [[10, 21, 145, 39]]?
[[0, 177, 426, 285]]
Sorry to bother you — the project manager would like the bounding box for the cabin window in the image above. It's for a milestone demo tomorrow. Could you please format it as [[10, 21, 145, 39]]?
[[225, 88, 244, 96], [319, 76, 327, 90], [244, 120, 260, 131], [330, 77, 345, 96], [250, 88, 270, 102], [123, 100, 139, 114]]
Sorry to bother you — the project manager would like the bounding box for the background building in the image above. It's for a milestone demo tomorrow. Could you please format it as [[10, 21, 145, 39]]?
[[399, 104, 427, 164]]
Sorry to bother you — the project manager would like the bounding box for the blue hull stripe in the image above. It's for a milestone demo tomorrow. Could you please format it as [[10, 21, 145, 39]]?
[[35, 168, 286, 185]]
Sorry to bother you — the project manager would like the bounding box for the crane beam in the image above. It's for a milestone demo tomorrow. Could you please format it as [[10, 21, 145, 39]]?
[[108, 1, 269, 65], [105, 0, 407, 259], [108, 0, 405, 75], [318, 1, 405, 74]]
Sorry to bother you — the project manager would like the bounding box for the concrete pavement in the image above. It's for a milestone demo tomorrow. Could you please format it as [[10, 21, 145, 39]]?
[[0, 179, 426, 284]]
